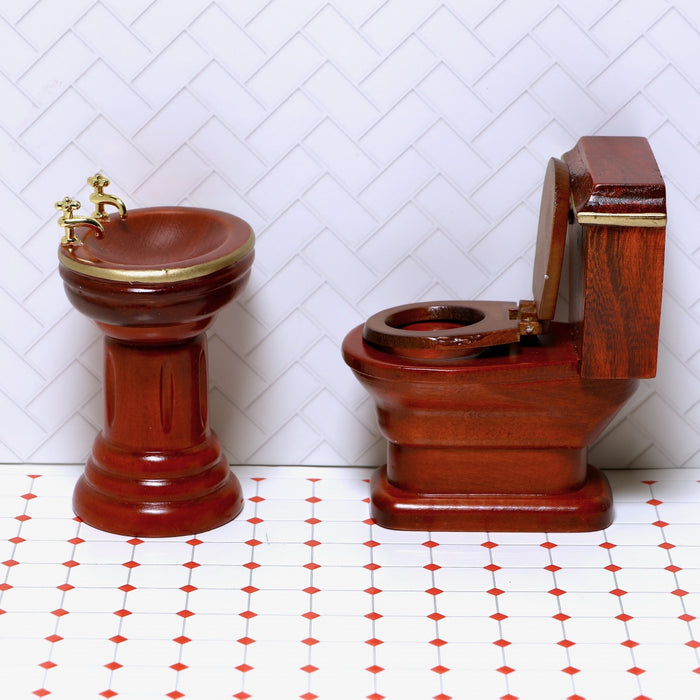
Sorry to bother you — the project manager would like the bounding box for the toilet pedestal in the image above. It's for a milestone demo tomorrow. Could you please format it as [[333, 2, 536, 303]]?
[[73, 331, 242, 538], [343, 321, 640, 533]]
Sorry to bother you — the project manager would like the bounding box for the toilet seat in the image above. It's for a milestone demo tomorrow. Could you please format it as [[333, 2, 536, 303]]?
[[363, 157, 570, 359]]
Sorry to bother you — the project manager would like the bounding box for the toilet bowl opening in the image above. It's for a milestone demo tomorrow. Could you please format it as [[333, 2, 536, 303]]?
[[385, 304, 486, 333]]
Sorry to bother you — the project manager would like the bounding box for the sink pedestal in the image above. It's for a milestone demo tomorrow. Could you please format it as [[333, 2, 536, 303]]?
[[73, 332, 242, 537], [58, 206, 255, 537]]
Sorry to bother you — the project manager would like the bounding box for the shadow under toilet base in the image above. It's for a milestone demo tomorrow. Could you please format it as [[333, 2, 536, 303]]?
[[370, 464, 613, 532]]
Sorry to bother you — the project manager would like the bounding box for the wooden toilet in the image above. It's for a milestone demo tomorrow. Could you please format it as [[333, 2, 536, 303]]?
[[342, 136, 666, 532]]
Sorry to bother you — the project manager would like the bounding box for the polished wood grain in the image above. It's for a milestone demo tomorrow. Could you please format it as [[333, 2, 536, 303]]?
[[342, 136, 666, 532], [564, 137, 666, 379], [59, 208, 254, 537]]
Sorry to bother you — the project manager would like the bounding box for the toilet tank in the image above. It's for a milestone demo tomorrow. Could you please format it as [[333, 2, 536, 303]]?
[[562, 136, 666, 379]]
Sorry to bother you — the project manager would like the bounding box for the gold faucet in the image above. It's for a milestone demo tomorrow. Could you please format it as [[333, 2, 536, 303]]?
[[55, 197, 104, 246], [88, 173, 127, 221]]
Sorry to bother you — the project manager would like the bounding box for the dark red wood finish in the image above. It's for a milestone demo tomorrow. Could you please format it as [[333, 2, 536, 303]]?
[[564, 137, 666, 379], [59, 208, 254, 537], [342, 137, 666, 532]]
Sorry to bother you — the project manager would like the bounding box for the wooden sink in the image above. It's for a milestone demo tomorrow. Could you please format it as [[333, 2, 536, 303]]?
[[58, 207, 255, 537]]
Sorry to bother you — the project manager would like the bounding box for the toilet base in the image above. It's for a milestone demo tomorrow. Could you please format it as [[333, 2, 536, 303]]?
[[370, 463, 613, 532]]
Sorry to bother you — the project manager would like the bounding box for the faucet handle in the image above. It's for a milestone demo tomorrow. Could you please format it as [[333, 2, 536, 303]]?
[[55, 197, 85, 247], [55, 196, 82, 215], [88, 173, 110, 192]]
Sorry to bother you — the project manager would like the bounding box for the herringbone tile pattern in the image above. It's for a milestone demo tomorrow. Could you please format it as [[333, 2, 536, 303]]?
[[1, 0, 699, 468]]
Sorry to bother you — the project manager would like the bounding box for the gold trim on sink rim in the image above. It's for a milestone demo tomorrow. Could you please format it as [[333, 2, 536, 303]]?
[[58, 227, 255, 284]]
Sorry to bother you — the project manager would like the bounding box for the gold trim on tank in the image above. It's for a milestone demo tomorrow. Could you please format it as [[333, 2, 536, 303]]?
[[575, 210, 667, 227]]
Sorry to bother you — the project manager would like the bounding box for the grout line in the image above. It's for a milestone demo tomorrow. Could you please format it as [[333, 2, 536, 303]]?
[[649, 480, 700, 672]]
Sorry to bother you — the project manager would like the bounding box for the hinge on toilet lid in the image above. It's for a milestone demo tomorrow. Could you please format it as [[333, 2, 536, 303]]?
[[509, 300, 543, 338]]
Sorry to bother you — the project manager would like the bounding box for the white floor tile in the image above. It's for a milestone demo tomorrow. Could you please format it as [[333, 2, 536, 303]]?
[[311, 614, 369, 642], [497, 591, 561, 617], [0, 464, 698, 699]]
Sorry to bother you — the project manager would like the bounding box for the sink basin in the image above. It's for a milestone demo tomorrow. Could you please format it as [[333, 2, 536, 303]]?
[[59, 207, 255, 342], [59, 206, 254, 283], [58, 206, 255, 537]]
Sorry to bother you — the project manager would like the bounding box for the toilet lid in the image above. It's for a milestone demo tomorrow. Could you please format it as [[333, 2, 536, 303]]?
[[532, 157, 570, 322]]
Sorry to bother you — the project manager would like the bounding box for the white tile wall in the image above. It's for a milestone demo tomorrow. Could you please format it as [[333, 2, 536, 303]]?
[[0, 0, 699, 467]]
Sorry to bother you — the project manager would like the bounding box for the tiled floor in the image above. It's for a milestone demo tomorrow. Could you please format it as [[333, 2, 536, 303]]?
[[0, 465, 698, 700]]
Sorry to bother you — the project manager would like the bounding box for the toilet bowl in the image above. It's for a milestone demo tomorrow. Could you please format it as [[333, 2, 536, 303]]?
[[342, 136, 666, 532]]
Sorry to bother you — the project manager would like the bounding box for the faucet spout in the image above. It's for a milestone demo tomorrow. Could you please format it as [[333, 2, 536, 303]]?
[[91, 191, 127, 219], [88, 173, 128, 221]]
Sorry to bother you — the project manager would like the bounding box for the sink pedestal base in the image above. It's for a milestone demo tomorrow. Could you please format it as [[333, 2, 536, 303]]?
[[73, 333, 243, 537]]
